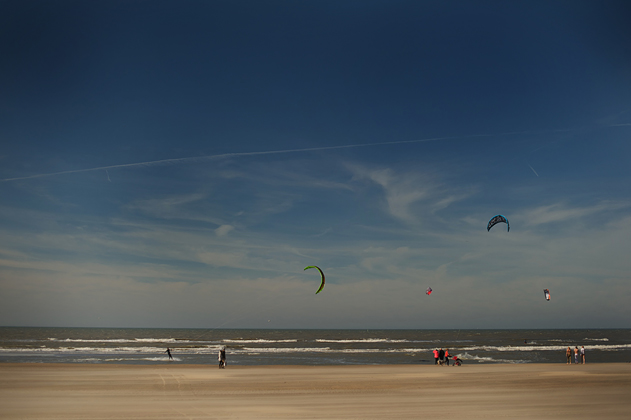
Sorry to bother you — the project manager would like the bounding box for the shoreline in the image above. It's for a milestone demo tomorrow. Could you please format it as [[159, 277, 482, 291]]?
[[2, 363, 631, 419]]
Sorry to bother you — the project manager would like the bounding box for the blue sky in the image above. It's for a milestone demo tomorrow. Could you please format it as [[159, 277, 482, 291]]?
[[1, 0, 630, 329]]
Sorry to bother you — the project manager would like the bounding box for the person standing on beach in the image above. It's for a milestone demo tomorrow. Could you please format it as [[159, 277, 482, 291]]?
[[438, 348, 445, 365], [581, 346, 585, 364], [218, 347, 226, 368], [165, 348, 173, 361], [433, 349, 439, 365], [574, 347, 579, 364], [566, 347, 572, 364], [444, 349, 450, 366]]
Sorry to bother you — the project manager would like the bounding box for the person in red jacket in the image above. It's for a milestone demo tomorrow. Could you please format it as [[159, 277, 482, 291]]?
[[433, 349, 439, 365], [444, 349, 450, 366]]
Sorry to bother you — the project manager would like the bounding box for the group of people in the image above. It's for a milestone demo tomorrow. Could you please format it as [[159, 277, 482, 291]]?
[[164, 347, 228, 368], [433, 348, 457, 366], [168, 344, 589, 366], [566, 346, 585, 364]]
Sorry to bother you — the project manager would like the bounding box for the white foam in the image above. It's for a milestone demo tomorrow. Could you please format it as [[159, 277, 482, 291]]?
[[315, 338, 409, 343], [101, 357, 182, 362], [0, 346, 180, 354], [228, 347, 331, 354], [46, 338, 186, 344], [454, 352, 528, 364], [231, 347, 433, 354], [457, 343, 631, 352], [222, 339, 298, 343]]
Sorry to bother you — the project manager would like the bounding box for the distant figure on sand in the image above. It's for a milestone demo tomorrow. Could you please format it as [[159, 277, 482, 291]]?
[[581, 346, 585, 364], [433, 349, 439, 365], [165, 348, 173, 361], [566, 347, 571, 364], [218, 347, 226, 369], [444, 349, 450, 366], [574, 347, 579, 364], [438, 348, 445, 365]]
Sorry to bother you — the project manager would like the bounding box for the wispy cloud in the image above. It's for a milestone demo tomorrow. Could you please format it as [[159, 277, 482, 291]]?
[[596, 109, 631, 125], [349, 166, 429, 223], [126, 193, 226, 226], [313, 227, 332, 237], [215, 225, 234, 236], [432, 192, 475, 213], [347, 164, 471, 224], [519, 202, 628, 227], [2, 194, 631, 327]]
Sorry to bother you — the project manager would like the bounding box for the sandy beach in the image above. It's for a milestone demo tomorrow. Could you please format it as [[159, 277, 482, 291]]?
[[1, 363, 630, 419]]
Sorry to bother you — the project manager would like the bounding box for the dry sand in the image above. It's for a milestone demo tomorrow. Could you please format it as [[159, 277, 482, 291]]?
[[1, 363, 630, 419]]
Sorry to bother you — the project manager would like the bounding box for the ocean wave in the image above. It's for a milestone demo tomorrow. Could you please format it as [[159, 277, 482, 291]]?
[[231, 347, 415, 354], [583, 338, 609, 342], [315, 338, 409, 343], [231, 347, 331, 354], [47, 338, 188, 344], [0, 346, 431, 355], [222, 339, 298, 344], [100, 357, 183, 362], [458, 344, 631, 352], [232, 347, 434, 354], [0, 346, 219, 354], [454, 352, 528, 364], [3, 342, 631, 355]]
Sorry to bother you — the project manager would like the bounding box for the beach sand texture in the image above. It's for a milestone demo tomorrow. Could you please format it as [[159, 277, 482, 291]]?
[[1, 363, 630, 419]]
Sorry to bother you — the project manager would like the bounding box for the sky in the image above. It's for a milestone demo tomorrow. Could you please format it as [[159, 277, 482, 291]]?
[[1, 0, 630, 329]]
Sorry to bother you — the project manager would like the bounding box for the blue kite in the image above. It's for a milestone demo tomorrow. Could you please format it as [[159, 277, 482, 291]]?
[[487, 214, 510, 232]]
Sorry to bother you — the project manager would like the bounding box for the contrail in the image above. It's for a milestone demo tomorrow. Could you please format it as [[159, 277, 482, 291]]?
[[0, 134, 487, 182], [106, 169, 111, 182], [527, 163, 539, 177], [2, 123, 622, 183]]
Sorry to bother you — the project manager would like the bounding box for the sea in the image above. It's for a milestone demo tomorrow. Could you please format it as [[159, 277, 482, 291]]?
[[1, 327, 630, 365]]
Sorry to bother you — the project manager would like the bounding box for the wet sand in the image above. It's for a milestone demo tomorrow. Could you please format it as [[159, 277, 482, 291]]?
[[1, 363, 630, 419]]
